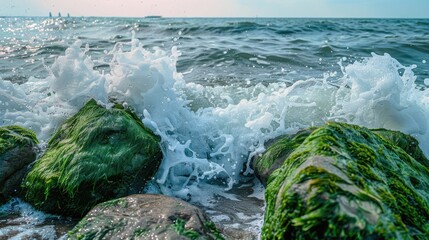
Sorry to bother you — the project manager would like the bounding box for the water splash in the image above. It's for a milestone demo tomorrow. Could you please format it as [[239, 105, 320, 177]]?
[[1, 37, 429, 207], [330, 53, 429, 155]]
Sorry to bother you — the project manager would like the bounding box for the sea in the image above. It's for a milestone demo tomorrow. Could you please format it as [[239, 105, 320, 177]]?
[[1, 17, 429, 239]]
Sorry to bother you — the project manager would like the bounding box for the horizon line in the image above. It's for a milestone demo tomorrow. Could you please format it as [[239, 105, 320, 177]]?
[[1, 15, 428, 19]]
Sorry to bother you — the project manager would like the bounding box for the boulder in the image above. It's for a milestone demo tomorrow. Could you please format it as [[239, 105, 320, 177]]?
[[256, 122, 429, 239], [67, 194, 224, 240], [0, 126, 38, 203], [252, 128, 315, 186], [23, 99, 162, 217], [372, 128, 429, 168]]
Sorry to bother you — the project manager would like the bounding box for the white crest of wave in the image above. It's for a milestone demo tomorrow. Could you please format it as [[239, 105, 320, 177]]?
[[1, 38, 428, 203], [330, 53, 429, 154], [0, 40, 106, 140]]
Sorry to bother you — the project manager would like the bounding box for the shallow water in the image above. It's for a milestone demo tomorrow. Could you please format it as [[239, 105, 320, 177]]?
[[0, 198, 74, 239], [1, 17, 429, 238]]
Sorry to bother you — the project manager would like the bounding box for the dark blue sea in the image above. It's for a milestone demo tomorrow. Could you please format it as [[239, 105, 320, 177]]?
[[1, 17, 429, 239]]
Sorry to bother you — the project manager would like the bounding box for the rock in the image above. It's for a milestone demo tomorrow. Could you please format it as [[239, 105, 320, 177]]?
[[23, 99, 162, 217], [0, 126, 38, 203], [257, 122, 429, 239], [221, 228, 256, 240], [372, 128, 429, 168], [67, 194, 224, 240], [252, 128, 315, 186]]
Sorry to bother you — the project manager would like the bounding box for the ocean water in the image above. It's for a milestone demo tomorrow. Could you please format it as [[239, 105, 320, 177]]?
[[1, 17, 429, 238]]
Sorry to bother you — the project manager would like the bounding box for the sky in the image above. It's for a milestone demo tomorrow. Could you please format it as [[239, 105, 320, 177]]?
[[1, 0, 428, 18]]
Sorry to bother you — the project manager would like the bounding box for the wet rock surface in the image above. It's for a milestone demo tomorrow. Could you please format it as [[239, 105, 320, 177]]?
[[68, 194, 224, 240], [0, 126, 39, 204], [23, 99, 163, 217], [256, 122, 429, 239]]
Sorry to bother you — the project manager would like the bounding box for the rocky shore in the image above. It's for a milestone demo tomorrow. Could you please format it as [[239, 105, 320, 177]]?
[[1, 100, 428, 239]]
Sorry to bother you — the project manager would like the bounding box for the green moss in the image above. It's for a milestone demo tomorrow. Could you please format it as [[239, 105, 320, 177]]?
[[386, 174, 429, 229], [347, 141, 376, 165], [68, 215, 127, 240], [133, 228, 148, 238], [1, 125, 39, 203], [98, 198, 128, 209], [267, 164, 385, 239], [172, 218, 201, 239], [372, 128, 429, 168], [24, 99, 162, 216], [261, 122, 429, 239], [170, 219, 224, 240], [295, 166, 347, 185], [0, 125, 38, 153], [204, 221, 225, 240], [253, 128, 316, 185]]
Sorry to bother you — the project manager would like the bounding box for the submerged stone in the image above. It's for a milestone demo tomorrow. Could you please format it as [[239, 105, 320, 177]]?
[[257, 122, 429, 239], [23, 99, 162, 217], [67, 194, 224, 240], [0, 126, 39, 203]]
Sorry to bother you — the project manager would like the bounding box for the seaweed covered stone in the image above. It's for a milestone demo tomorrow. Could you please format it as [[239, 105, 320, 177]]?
[[0, 126, 39, 203], [252, 128, 316, 186], [257, 122, 429, 239], [67, 194, 224, 240], [23, 99, 162, 217]]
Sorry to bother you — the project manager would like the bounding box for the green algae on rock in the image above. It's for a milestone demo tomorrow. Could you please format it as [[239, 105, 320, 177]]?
[[23, 99, 162, 217], [372, 128, 429, 168], [67, 194, 224, 240], [257, 122, 429, 239], [0, 126, 39, 203], [252, 128, 316, 186]]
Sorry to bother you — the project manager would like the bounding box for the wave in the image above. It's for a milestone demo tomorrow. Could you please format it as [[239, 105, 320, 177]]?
[[2, 33, 429, 237], [1, 36, 429, 207]]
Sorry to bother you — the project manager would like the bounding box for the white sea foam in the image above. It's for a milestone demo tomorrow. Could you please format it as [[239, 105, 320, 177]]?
[[1, 38, 429, 211], [330, 53, 429, 154], [0, 40, 106, 140]]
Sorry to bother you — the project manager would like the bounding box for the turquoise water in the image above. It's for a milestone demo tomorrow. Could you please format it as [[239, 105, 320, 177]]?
[[1, 17, 429, 239]]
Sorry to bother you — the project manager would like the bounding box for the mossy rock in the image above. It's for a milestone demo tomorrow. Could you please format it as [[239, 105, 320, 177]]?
[[259, 122, 429, 239], [0, 126, 39, 203], [372, 128, 429, 168], [252, 128, 316, 186], [23, 99, 162, 217], [67, 194, 224, 240]]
